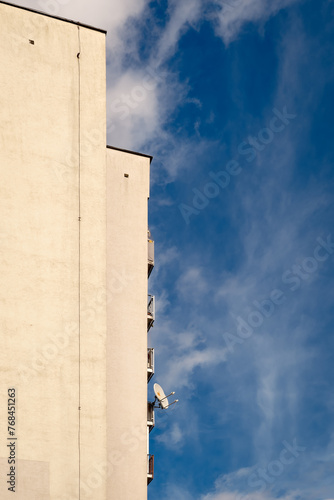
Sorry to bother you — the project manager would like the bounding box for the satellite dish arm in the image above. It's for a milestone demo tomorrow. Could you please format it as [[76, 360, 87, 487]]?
[[160, 391, 175, 402], [165, 399, 179, 409]]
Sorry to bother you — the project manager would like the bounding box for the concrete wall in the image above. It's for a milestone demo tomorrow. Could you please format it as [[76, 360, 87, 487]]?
[[106, 148, 150, 500], [0, 4, 107, 499]]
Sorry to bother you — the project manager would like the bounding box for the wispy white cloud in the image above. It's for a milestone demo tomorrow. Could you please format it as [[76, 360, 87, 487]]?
[[202, 489, 299, 500], [210, 0, 300, 45], [106, 68, 160, 147], [201, 439, 334, 500], [160, 335, 227, 390], [160, 484, 195, 500], [153, 8, 334, 497], [155, 0, 201, 63], [156, 422, 183, 449], [176, 266, 209, 300], [175, 330, 205, 351]]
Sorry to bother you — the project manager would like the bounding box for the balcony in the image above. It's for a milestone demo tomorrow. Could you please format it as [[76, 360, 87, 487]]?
[[147, 348, 154, 382], [147, 454, 154, 484], [148, 231, 154, 278], [147, 402, 155, 432], [147, 295, 155, 332]]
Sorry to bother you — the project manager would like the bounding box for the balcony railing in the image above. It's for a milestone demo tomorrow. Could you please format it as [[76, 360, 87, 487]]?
[[147, 348, 154, 382], [147, 454, 154, 484], [147, 402, 155, 432], [147, 295, 155, 331], [148, 231, 154, 278]]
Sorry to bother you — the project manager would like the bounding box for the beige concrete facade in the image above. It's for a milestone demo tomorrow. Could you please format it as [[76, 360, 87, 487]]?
[[106, 148, 150, 498], [0, 3, 152, 499]]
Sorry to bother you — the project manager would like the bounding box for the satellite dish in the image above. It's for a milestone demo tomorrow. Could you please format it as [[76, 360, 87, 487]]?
[[154, 383, 168, 409], [153, 383, 178, 410]]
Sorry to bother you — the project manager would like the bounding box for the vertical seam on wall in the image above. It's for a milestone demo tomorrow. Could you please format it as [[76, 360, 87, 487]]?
[[77, 25, 82, 500]]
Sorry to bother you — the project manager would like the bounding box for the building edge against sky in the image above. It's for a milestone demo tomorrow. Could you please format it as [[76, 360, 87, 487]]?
[[0, 2, 155, 499]]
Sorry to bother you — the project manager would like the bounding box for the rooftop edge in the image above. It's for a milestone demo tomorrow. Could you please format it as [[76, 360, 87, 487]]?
[[0, 1, 107, 34], [107, 145, 153, 164]]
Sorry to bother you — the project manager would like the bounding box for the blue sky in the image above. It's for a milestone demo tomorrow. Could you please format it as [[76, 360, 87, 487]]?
[[11, 0, 334, 498]]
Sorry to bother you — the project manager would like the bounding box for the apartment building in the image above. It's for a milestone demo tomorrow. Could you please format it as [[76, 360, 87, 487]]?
[[0, 2, 155, 498]]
